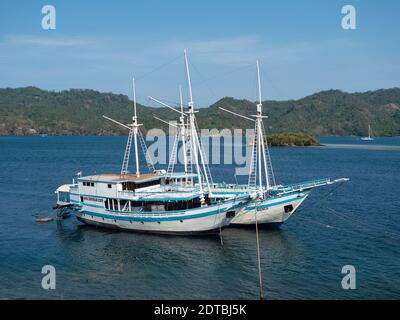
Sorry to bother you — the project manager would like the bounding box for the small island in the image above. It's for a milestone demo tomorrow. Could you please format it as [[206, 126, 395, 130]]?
[[265, 133, 321, 147]]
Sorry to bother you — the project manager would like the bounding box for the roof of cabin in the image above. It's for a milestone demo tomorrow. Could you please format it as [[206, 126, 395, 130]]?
[[79, 173, 163, 183], [79, 172, 198, 183]]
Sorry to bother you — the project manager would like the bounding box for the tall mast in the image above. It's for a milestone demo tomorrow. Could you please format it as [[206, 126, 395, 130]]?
[[184, 50, 205, 203], [218, 61, 274, 192], [256, 61, 271, 192], [132, 78, 140, 177], [256, 61, 263, 193], [257, 60, 262, 107], [179, 85, 188, 174], [184, 49, 194, 109], [179, 85, 184, 115]]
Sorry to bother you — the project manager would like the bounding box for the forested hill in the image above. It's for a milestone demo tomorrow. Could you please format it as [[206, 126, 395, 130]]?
[[0, 86, 399, 136]]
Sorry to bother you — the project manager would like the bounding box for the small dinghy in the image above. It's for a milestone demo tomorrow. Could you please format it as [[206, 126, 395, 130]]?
[[35, 216, 54, 223]]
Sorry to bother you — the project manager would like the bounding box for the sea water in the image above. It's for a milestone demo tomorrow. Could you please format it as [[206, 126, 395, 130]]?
[[0, 136, 399, 299]]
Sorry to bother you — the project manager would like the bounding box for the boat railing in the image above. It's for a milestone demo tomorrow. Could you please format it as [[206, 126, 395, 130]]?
[[277, 178, 331, 193], [118, 187, 202, 199]]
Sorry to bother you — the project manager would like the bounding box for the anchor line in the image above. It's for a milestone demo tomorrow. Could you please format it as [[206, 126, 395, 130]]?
[[294, 216, 337, 229], [254, 207, 264, 300], [292, 181, 400, 242], [295, 195, 400, 244], [326, 207, 400, 242], [295, 207, 400, 246], [293, 182, 345, 214]]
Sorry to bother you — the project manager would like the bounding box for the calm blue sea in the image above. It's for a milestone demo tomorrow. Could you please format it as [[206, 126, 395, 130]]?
[[0, 135, 399, 299]]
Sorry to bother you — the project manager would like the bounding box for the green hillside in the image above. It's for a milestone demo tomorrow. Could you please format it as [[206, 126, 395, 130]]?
[[0, 86, 399, 136]]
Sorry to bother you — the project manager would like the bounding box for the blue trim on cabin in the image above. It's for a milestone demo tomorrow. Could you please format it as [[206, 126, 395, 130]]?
[[70, 192, 200, 202]]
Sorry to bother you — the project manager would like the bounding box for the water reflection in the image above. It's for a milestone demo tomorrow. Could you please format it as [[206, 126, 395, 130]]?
[[52, 215, 305, 299]]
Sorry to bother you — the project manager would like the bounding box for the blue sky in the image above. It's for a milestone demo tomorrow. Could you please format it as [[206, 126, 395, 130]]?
[[0, 0, 399, 107]]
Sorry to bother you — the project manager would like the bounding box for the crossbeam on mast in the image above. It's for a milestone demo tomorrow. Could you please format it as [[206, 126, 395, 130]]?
[[102, 115, 131, 130], [148, 96, 186, 116], [153, 116, 178, 128], [219, 107, 255, 122]]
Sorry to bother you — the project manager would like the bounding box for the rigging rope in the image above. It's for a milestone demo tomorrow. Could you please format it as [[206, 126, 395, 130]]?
[[293, 183, 400, 243], [294, 183, 345, 213], [135, 54, 182, 82]]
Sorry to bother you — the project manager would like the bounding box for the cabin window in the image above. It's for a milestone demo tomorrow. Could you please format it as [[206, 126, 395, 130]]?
[[82, 181, 95, 187], [120, 200, 128, 211], [122, 179, 161, 190], [105, 200, 109, 210], [130, 200, 139, 208], [107, 184, 112, 188]]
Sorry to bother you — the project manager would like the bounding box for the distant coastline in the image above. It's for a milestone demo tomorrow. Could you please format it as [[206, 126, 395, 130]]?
[[0, 132, 321, 147], [1, 86, 399, 137]]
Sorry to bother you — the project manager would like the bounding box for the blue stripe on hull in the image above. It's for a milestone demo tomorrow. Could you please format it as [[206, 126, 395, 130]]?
[[79, 201, 245, 222], [245, 195, 306, 210]]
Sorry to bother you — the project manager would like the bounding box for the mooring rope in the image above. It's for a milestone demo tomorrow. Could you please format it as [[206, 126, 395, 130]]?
[[294, 182, 345, 214]]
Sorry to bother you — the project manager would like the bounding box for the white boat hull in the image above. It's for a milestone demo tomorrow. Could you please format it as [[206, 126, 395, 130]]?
[[76, 197, 249, 235], [231, 191, 310, 226]]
